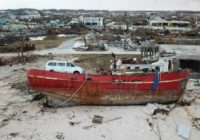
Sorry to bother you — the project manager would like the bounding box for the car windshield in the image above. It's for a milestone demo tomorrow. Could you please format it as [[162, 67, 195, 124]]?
[[67, 63, 75, 67]]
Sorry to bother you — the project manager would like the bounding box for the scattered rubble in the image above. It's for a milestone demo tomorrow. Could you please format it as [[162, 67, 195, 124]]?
[[192, 117, 200, 131], [194, 83, 200, 87], [92, 115, 103, 124], [142, 103, 175, 116], [146, 118, 153, 131], [83, 117, 122, 130], [179, 99, 195, 106], [0, 113, 17, 128], [56, 132, 64, 140], [31, 93, 45, 102], [69, 121, 81, 126], [9, 133, 19, 137], [11, 82, 29, 92]]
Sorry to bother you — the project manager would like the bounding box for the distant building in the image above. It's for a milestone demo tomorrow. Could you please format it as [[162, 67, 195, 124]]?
[[106, 22, 128, 30], [19, 10, 41, 20], [47, 20, 64, 28], [70, 16, 103, 28], [81, 16, 103, 26], [1, 24, 27, 31], [0, 10, 6, 16], [0, 11, 17, 19], [196, 21, 200, 29], [42, 11, 53, 17], [149, 19, 191, 30]]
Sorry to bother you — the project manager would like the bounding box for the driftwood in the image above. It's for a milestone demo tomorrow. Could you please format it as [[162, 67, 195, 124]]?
[[92, 115, 103, 124], [83, 117, 122, 129]]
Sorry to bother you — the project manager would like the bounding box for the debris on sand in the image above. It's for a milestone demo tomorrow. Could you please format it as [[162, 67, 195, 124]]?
[[0, 119, 9, 128], [22, 110, 27, 114], [56, 132, 64, 140], [0, 113, 17, 128], [177, 124, 191, 139], [146, 118, 153, 131], [31, 94, 45, 102], [40, 107, 57, 114], [92, 115, 103, 124], [194, 83, 200, 87], [192, 117, 200, 131], [83, 117, 122, 130], [179, 99, 195, 106], [9, 133, 19, 137], [142, 103, 174, 116], [11, 82, 29, 93], [194, 80, 200, 87], [69, 121, 81, 126]]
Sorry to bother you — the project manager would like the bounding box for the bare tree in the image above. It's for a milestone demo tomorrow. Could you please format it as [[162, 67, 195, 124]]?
[[123, 12, 129, 32], [21, 36, 25, 63], [103, 18, 106, 31]]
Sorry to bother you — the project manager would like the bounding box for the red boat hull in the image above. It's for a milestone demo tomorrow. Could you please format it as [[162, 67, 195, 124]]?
[[27, 69, 189, 105]]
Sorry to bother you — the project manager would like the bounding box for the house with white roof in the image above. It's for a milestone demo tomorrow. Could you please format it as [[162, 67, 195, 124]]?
[[19, 10, 41, 20], [69, 16, 103, 28]]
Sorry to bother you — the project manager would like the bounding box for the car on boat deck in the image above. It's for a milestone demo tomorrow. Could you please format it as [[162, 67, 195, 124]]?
[[45, 60, 84, 74]]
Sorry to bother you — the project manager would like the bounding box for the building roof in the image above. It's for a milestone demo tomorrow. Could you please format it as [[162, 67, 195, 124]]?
[[0, 19, 8, 25]]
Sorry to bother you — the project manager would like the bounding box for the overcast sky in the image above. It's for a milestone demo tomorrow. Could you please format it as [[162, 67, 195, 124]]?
[[0, 0, 200, 11]]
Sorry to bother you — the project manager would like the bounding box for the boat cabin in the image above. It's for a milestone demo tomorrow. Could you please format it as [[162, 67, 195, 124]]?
[[111, 57, 179, 75]]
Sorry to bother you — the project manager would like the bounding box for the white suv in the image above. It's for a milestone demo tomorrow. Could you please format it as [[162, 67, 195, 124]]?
[[45, 60, 84, 74]]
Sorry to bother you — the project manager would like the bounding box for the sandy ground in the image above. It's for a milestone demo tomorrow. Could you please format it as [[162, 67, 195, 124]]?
[[0, 56, 200, 140], [0, 37, 200, 139]]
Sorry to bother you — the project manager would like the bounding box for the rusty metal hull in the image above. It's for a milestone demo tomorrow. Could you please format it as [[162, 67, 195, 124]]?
[[27, 69, 189, 105]]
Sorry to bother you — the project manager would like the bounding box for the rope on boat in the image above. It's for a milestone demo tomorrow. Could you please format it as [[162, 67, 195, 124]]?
[[52, 74, 88, 108]]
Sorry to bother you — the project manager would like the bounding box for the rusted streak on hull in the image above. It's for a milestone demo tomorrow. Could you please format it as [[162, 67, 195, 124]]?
[[31, 87, 183, 105]]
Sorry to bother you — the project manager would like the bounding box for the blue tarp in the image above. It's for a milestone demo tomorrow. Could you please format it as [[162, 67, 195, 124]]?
[[152, 71, 159, 91]]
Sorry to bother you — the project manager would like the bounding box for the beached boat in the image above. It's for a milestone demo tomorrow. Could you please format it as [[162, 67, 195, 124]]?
[[27, 68, 189, 105]]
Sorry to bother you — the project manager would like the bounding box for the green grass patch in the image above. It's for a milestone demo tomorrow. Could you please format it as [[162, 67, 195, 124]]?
[[75, 54, 141, 72], [0, 35, 74, 53], [33, 36, 70, 50]]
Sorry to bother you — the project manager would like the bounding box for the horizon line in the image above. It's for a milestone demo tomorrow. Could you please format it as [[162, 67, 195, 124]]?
[[0, 8, 200, 12]]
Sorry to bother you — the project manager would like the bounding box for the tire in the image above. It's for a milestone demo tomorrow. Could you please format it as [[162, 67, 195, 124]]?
[[74, 71, 80, 74]]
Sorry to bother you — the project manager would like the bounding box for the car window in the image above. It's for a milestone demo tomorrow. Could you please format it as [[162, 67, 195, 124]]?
[[67, 63, 75, 67], [58, 62, 65, 66], [48, 62, 57, 66]]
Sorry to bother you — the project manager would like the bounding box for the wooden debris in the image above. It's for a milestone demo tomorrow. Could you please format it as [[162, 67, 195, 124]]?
[[9, 133, 18, 137], [179, 99, 195, 106], [146, 118, 153, 131], [69, 121, 81, 126], [31, 94, 45, 102], [143, 103, 173, 116], [192, 117, 200, 131], [56, 132, 64, 140], [83, 117, 122, 130], [92, 115, 103, 124], [153, 108, 169, 115]]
